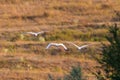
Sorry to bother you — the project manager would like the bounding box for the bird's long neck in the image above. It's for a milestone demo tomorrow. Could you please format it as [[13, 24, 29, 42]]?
[[35, 34, 38, 36], [78, 45, 88, 50], [71, 43, 79, 49]]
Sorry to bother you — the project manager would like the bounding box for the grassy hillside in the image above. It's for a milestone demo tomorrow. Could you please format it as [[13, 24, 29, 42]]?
[[0, 0, 120, 80], [0, 0, 120, 42]]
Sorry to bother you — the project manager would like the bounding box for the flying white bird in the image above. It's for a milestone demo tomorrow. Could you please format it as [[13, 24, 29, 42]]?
[[25, 31, 44, 36], [46, 43, 68, 50], [69, 42, 89, 50]]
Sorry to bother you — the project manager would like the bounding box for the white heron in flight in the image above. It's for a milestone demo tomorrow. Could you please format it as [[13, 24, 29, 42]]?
[[25, 31, 45, 36], [46, 43, 68, 50], [69, 42, 89, 50]]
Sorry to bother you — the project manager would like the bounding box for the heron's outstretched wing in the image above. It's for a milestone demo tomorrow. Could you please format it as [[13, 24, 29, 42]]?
[[59, 44, 68, 50], [70, 43, 80, 49], [79, 45, 88, 50], [46, 43, 57, 49], [37, 31, 44, 34], [26, 32, 36, 35], [46, 43, 52, 49]]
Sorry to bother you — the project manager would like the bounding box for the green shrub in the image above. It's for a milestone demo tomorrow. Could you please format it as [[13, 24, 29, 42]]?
[[95, 24, 120, 80], [48, 65, 83, 80], [45, 28, 107, 41]]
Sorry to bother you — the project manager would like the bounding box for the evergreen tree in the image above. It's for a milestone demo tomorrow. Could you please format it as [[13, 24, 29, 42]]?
[[97, 24, 120, 80], [63, 65, 82, 80], [48, 65, 82, 80]]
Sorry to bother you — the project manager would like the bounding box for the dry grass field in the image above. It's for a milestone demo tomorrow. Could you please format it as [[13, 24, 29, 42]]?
[[0, 0, 120, 80]]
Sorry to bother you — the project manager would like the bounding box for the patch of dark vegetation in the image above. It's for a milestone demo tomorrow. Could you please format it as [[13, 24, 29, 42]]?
[[92, 24, 120, 80], [0, 58, 41, 70], [112, 10, 120, 21], [48, 65, 83, 80]]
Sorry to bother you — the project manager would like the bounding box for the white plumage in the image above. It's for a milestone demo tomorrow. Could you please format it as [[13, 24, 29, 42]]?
[[70, 42, 89, 50], [25, 31, 44, 36], [46, 43, 68, 50]]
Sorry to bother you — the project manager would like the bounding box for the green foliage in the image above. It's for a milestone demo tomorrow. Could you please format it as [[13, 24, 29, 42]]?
[[19, 34, 25, 40], [45, 28, 106, 41], [21, 35, 45, 41], [113, 10, 120, 21], [63, 66, 82, 80], [0, 28, 107, 42], [97, 24, 120, 80], [38, 36, 45, 42], [7, 45, 16, 53], [48, 65, 83, 80]]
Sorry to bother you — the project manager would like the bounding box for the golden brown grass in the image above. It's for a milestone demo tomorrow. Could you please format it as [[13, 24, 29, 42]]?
[[0, 52, 98, 80], [0, 0, 119, 28], [0, 41, 102, 80], [0, 0, 120, 80]]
